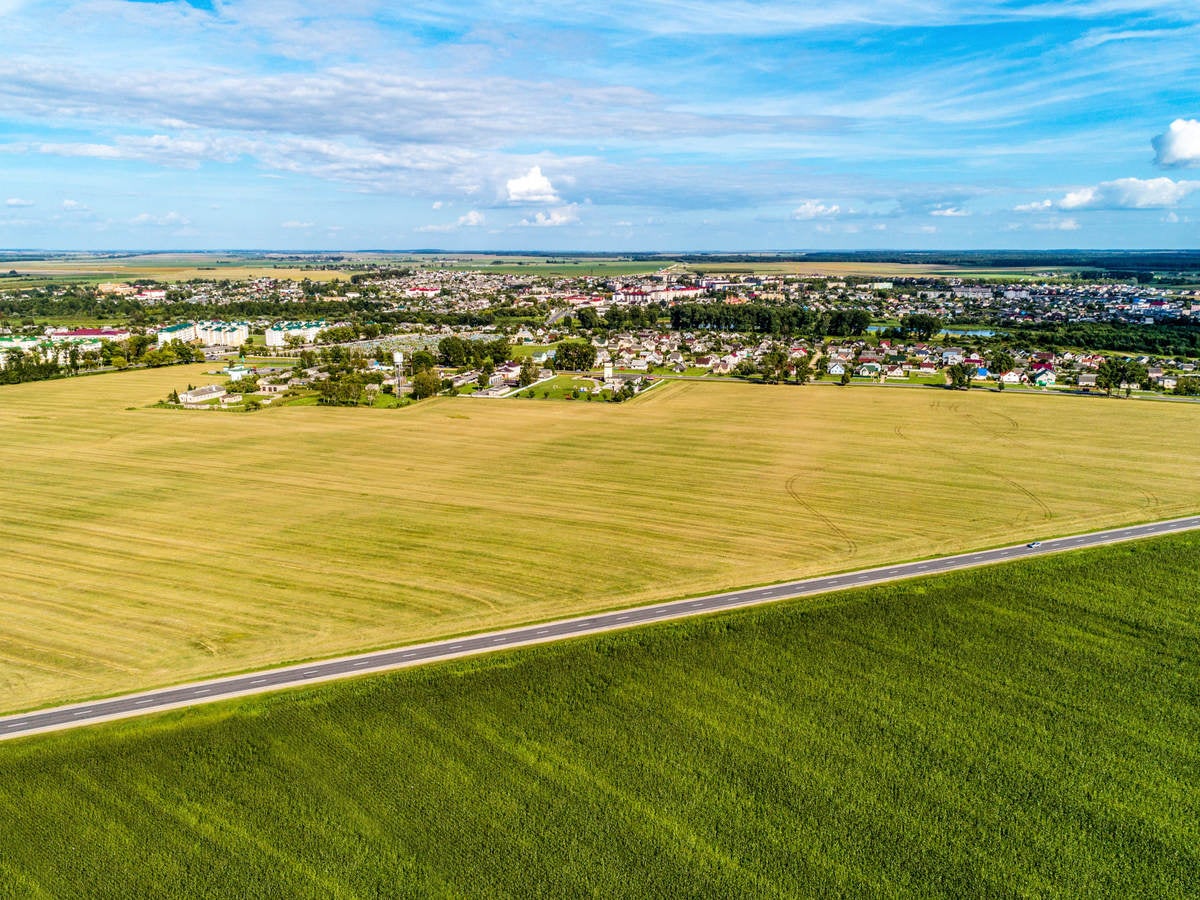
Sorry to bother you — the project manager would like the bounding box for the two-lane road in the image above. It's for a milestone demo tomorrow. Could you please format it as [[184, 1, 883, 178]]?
[[3, 514, 1198, 741]]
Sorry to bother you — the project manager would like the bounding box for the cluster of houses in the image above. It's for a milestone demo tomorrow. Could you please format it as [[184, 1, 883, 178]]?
[[823, 343, 1070, 385], [822, 340, 1197, 389]]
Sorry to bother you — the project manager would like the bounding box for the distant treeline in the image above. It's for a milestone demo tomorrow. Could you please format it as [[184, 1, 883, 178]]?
[[673, 250, 1200, 275], [0, 290, 549, 329]]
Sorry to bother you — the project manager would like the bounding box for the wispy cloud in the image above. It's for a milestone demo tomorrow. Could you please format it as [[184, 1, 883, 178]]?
[[132, 211, 191, 226], [519, 205, 579, 227], [1, 0, 1198, 248], [416, 209, 486, 232], [1035, 218, 1080, 231]]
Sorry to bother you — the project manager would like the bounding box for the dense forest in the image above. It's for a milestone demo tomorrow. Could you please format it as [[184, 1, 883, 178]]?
[[1010, 322, 1200, 356]]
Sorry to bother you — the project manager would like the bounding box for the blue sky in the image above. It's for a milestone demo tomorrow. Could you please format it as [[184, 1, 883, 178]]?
[[1, 0, 1198, 250]]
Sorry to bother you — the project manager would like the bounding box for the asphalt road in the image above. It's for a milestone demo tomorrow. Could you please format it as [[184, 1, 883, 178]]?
[[3, 514, 1199, 741]]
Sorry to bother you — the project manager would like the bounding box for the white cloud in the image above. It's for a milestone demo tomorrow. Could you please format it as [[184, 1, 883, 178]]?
[[5, 197, 33, 207], [431, 200, 444, 209], [1059, 177, 1199, 210], [930, 206, 969, 217], [1018, 177, 1200, 213], [281, 220, 314, 228], [506, 166, 560, 204], [132, 211, 191, 226], [416, 209, 486, 232], [1153, 119, 1200, 168], [792, 200, 840, 220], [519, 205, 579, 227], [61, 199, 88, 211]]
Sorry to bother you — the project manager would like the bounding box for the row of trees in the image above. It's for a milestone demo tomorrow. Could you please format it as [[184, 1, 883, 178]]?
[[0, 337, 203, 385], [436, 335, 511, 369], [667, 303, 873, 337]]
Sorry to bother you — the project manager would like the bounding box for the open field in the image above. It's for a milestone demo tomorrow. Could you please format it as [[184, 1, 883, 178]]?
[[1, 252, 666, 283], [0, 251, 1068, 283], [1, 533, 1196, 897], [4, 370, 1200, 712]]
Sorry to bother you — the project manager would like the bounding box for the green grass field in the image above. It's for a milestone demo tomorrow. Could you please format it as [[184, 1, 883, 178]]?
[[1, 533, 1196, 897], [4, 368, 1200, 713]]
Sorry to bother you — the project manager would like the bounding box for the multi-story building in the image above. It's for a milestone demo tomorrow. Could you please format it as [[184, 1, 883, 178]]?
[[156, 322, 197, 347], [265, 321, 325, 347]]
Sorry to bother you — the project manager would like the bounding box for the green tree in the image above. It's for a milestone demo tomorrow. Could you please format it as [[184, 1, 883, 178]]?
[[1097, 358, 1147, 397], [793, 353, 813, 385], [989, 349, 1015, 391], [759, 345, 789, 383], [1173, 376, 1200, 396], [901, 314, 943, 341], [947, 362, 975, 390], [518, 356, 539, 387], [437, 335, 468, 368], [1122, 361, 1149, 397], [555, 341, 596, 371], [1096, 359, 1121, 396], [410, 350, 436, 373], [410, 370, 442, 400]]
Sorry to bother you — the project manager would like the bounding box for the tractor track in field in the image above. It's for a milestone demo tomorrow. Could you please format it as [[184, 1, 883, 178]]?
[[895, 417, 1054, 523], [785, 472, 858, 557]]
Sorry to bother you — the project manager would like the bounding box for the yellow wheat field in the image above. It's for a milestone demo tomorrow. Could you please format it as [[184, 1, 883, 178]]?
[[2, 366, 1199, 711]]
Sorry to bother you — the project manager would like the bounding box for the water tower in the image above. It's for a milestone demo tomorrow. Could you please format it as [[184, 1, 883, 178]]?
[[393, 350, 405, 394]]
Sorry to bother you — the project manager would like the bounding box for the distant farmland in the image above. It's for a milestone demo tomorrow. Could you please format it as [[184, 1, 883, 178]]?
[[3, 369, 1200, 712], [1, 533, 1196, 897], [0, 251, 1073, 284]]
